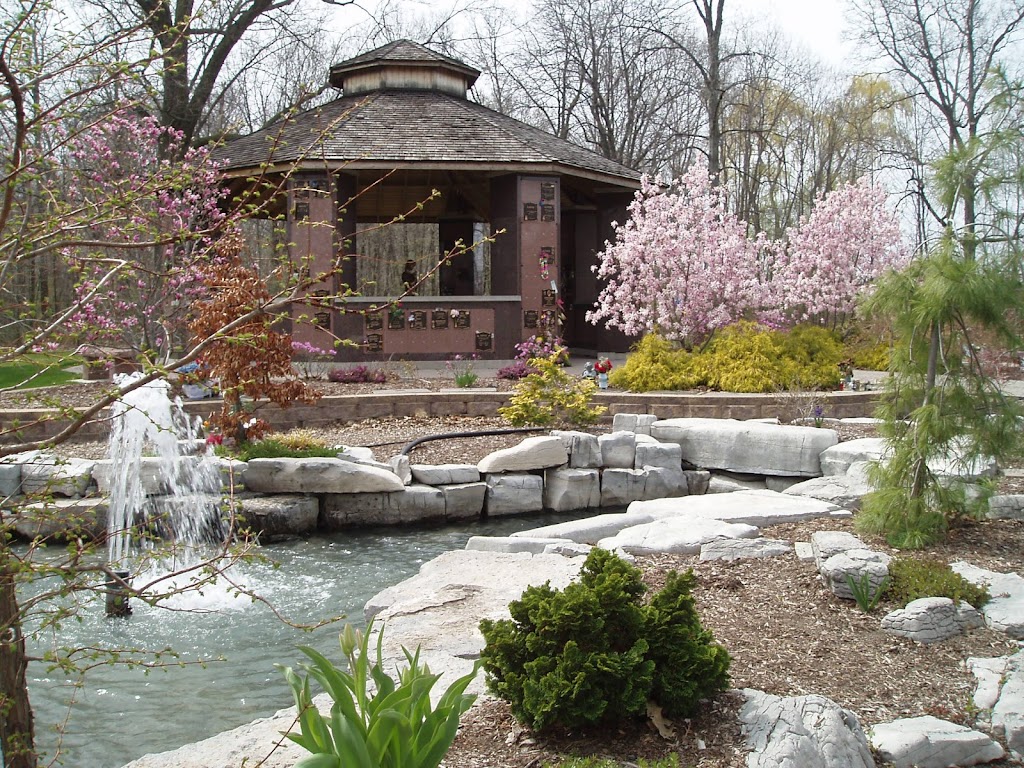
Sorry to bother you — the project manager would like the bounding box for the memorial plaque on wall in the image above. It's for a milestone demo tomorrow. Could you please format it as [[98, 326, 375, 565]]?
[[314, 311, 331, 329], [388, 312, 405, 330], [523, 202, 538, 221], [540, 203, 555, 222], [305, 177, 329, 193], [365, 334, 383, 352], [431, 310, 449, 329], [453, 310, 471, 328], [540, 182, 556, 201], [293, 202, 309, 221], [523, 310, 539, 328], [365, 312, 383, 331], [475, 331, 493, 351], [542, 289, 557, 307], [409, 310, 428, 329]]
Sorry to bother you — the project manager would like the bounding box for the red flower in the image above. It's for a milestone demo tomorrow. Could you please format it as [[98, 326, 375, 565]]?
[[594, 358, 613, 373]]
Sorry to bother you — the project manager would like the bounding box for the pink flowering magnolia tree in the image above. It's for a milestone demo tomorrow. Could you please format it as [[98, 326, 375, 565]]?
[[769, 177, 908, 328], [588, 167, 906, 346], [60, 111, 228, 356], [586, 168, 769, 347]]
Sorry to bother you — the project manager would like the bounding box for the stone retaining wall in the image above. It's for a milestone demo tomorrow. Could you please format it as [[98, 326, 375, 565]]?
[[0, 389, 880, 445], [0, 415, 888, 542]]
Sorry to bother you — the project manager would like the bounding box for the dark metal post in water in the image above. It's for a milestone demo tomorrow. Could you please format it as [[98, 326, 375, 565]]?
[[105, 570, 132, 618]]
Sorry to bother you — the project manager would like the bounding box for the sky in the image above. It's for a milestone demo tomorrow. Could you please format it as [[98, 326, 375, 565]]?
[[729, 0, 853, 66]]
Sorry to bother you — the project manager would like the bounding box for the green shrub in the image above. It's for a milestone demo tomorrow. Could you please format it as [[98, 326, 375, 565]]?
[[479, 549, 729, 732], [234, 438, 338, 462], [886, 556, 991, 607], [608, 334, 703, 392], [847, 341, 891, 371], [612, 323, 843, 394], [499, 353, 605, 427]]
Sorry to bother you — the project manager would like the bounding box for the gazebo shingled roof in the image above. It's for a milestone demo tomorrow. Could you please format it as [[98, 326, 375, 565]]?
[[215, 40, 640, 187]]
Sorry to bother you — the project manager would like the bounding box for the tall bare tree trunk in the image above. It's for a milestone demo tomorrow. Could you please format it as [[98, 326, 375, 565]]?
[[0, 550, 35, 768]]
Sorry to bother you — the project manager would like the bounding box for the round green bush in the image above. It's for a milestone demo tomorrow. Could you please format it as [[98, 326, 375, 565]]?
[[479, 549, 730, 731]]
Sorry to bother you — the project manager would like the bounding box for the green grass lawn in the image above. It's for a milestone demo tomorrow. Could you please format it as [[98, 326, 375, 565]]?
[[0, 353, 82, 389]]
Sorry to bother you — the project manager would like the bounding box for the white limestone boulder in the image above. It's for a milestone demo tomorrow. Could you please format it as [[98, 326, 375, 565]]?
[[650, 418, 839, 477], [440, 482, 486, 520], [988, 495, 1024, 521], [707, 472, 767, 494], [551, 430, 602, 468], [543, 467, 600, 512], [365, 549, 585, 694], [952, 562, 1024, 639], [612, 412, 658, 435], [634, 441, 682, 472], [819, 438, 886, 476], [784, 461, 874, 510], [484, 473, 543, 516], [628, 489, 843, 529], [599, 431, 636, 468], [510, 511, 659, 545], [601, 467, 687, 507], [21, 456, 95, 497], [870, 716, 1005, 768], [699, 538, 792, 562], [242, 457, 404, 494], [810, 530, 868, 570], [410, 463, 480, 485], [880, 597, 982, 644], [477, 436, 567, 473], [12, 497, 108, 540], [598, 517, 759, 555], [237, 494, 318, 539], [388, 454, 412, 486], [820, 549, 891, 601], [969, 649, 1024, 756], [0, 450, 44, 497], [739, 689, 874, 768], [464, 535, 570, 554]]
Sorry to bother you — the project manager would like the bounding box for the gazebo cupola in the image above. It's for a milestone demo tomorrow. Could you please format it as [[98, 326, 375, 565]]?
[[216, 40, 641, 362], [327, 40, 480, 98]]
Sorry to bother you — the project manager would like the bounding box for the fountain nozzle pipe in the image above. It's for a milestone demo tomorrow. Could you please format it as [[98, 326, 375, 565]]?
[[105, 570, 132, 618]]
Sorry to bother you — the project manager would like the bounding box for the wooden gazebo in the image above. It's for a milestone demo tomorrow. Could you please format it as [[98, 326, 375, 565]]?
[[217, 40, 641, 361]]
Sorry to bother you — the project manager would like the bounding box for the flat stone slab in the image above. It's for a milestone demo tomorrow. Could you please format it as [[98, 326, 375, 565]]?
[[365, 550, 585, 694], [969, 649, 1024, 756], [242, 457, 404, 494], [628, 489, 843, 529], [510, 511, 659, 545], [543, 467, 600, 512], [21, 456, 95, 497], [464, 535, 571, 554], [485, 473, 543, 516], [810, 530, 867, 569], [699, 538, 792, 562], [952, 562, 1024, 639], [740, 689, 874, 768], [870, 715, 1005, 768], [13, 497, 108, 540], [650, 418, 838, 477], [410, 463, 480, 485], [551, 430, 601, 468], [784, 461, 874, 510], [598, 517, 759, 555], [477, 436, 568, 473], [819, 438, 886, 476]]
